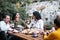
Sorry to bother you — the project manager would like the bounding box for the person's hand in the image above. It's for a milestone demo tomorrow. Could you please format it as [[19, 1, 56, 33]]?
[[10, 24, 14, 28], [13, 29, 19, 33]]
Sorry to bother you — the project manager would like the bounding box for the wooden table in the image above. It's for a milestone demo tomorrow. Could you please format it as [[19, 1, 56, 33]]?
[[13, 32, 43, 40]]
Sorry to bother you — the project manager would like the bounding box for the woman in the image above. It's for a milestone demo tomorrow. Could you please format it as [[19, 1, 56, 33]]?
[[12, 12, 26, 29], [12, 12, 20, 28], [27, 11, 44, 31], [10, 13, 25, 40]]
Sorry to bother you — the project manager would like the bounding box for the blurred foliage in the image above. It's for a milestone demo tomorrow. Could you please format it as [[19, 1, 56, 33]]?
[[18, 7, 27, 19], [0, 0, 16, 20], [0, 0, 52, 21], [46, 21, 53, 30], [0, 0, 29, 20]]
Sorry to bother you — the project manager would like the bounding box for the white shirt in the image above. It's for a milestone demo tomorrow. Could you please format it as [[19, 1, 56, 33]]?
[[27, 19, 44, 31], [0, 21, 10, 33]]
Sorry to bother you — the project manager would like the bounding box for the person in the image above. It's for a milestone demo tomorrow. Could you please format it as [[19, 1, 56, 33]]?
[[44, 18, 60, 40], [0, 14, 11, 33], [12, 12, 26, 29], [10, 13, 26, 40], [0, 14, 12, 40], [27, 11, 44, 31]]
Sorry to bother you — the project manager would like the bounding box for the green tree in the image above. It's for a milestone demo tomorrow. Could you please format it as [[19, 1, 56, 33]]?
[[0, 0, 28, 20]]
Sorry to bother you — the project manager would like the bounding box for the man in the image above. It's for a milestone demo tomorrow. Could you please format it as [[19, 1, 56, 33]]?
[[0, 14, 11, 33], [0, 14, 11, 40], [44, 18, 60, 40]]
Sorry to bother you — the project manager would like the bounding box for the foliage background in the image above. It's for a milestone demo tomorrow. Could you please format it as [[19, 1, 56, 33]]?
[[0, 0, 53, 21], [0, 0, 29, 21]]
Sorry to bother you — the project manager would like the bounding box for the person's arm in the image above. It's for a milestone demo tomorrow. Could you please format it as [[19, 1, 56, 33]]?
[[26, 19, 34, 29], [44, 32, 55, 40], [27, 22, 33, 29]]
